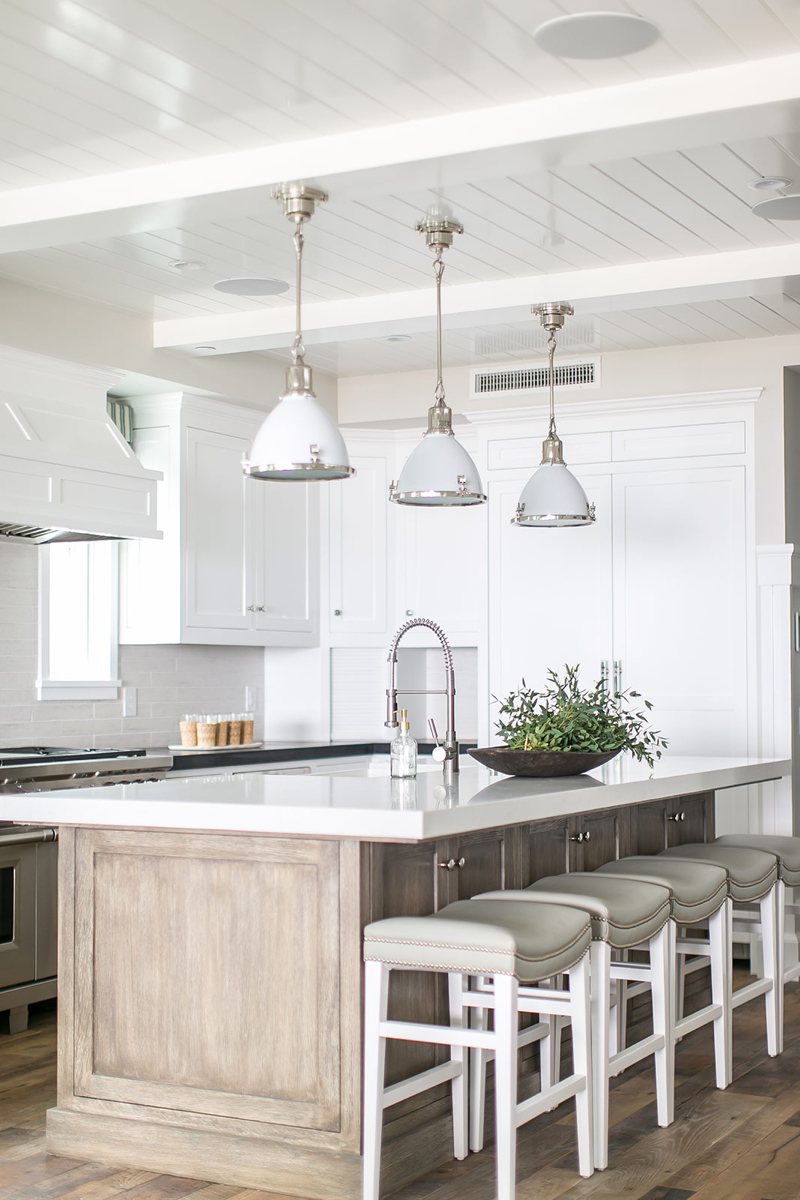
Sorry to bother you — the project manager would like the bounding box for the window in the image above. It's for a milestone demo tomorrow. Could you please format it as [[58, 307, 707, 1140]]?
[[37, 542, 120, 701]]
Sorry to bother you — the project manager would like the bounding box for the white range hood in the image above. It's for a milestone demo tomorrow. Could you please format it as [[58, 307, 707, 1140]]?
[[0, 347, 160, 544]]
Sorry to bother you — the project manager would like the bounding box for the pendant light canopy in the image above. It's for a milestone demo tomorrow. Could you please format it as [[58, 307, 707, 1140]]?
[[389, 218, 486, 507], [512, 302, 596, 528], [243, 185, 354, 483]]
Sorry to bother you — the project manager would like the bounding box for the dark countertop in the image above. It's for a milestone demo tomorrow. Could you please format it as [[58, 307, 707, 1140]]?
[[162, 739, 477, 772]]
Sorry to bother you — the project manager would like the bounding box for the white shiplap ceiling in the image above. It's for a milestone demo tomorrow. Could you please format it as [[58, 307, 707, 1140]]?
[[2, 2, 800, 374]]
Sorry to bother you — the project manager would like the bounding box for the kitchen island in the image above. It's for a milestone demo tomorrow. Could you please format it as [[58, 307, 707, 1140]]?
[[0, 754, 790, 1199]]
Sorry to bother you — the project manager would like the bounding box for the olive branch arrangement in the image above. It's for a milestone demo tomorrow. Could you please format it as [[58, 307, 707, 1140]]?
[[494, 664, 668, 768]]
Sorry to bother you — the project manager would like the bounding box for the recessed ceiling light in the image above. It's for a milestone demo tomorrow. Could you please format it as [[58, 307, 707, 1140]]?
[[533, 12, 659, 59], [193, 345, 217, 354], [749, 176, 793, 191], [384, 334, 412, 343], [213, 277, 289, 296], [752, 193, 800, 220], [168, 259, 204, 271]]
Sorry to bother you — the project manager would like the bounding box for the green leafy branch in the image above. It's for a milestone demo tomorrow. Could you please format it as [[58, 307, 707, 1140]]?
[[494, 664, 668, 768]]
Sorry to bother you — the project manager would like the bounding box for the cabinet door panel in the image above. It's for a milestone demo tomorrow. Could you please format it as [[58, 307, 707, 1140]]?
[[184, 428, 251, 631], [488, 472, 613, 735], [393, 499, 484, 640], [612, 465, 748, 755], [329, 453, 388, 638], [255, 481, 318, 635], [447, 829, 507, 902], [524, 819, 570, 885], [570, 811, 620, 871]]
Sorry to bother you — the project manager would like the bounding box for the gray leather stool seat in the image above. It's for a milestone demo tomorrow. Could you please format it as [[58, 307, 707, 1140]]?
[[596, 856, 728, 922], [659, 843, 778, 901], [715, 835, 800, 887], [364, 898, 592, 981]]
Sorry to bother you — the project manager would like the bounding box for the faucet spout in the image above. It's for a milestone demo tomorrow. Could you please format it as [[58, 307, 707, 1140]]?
[[385, 617, 459, 775]]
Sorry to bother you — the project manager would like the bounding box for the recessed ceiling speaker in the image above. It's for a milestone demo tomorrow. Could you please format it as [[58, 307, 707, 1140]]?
[[213, 277, 289, 296], [533, 12, 660, 59], [751, 193, 800, 220]]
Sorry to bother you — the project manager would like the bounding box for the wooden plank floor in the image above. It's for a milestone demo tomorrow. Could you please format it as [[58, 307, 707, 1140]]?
[[2, 982, 800, 1200]]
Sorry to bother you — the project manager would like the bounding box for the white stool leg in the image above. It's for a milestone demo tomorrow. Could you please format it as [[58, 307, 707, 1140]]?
[[760, 883, 782, 1057], [590, 941, 610, 1170], [775, 879, 786, 1050], [362, 961, 390, 1200], [541, 975, 563, 1089], [569, 953, 594, 1179], [650, 921, 675, 1129], [493, 974, 519, 1200], [469, 976, 490, 1153], [709, 899, 733, 1089], [675, 924, 687, 1031], [448, 973, 469, 1159], [610, 950, 628, 1056]]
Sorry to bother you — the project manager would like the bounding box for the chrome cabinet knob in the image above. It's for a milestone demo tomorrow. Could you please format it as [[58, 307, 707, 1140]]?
[[333, 608, 342, 616], [437, 857, 466, 871], [667, 811, 686, 822], [405, 609, 414, 616], [569, 831, 591, 843], [256, 605, 266, 613], [246, 604, 255, 612]]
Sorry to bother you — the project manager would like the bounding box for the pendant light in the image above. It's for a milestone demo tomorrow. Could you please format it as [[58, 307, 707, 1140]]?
[[389, 218, 486, 507], [512, 302, 596, 528], [243, 184, 354, 482]]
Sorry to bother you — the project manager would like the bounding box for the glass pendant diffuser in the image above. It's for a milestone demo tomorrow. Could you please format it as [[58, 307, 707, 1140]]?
[[243, 185, 354, 482], [512, 302, 596, 528], [389, 218, 486, 507]]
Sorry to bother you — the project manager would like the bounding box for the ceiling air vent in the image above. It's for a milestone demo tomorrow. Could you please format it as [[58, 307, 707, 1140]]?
[[470, 356, 600, 400]]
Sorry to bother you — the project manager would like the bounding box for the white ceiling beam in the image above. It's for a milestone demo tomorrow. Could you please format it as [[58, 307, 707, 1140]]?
[[2, 54, 800, 254], [153, 243, 800, 353]]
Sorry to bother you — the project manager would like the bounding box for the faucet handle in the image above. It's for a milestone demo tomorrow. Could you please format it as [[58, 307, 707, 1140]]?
[[429, 718, 447, 763]]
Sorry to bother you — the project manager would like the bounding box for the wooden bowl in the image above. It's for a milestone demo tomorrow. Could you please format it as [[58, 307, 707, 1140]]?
[[468, 746, 621, 777]]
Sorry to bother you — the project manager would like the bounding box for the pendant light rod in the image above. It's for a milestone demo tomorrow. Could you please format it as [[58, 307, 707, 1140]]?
[[292, 223, 305, 365], [547, 327, 557, 438], [273, 183, 328, 372], [434, 249, 445, 404]]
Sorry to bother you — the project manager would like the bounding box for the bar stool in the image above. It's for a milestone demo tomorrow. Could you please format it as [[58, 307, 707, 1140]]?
[[471, 874, 674, 1170], [596, 856, 733, 1087], [362, 898, 595, 1200], [658, 843, 781, 1055], [715, 835, 800, 1020]]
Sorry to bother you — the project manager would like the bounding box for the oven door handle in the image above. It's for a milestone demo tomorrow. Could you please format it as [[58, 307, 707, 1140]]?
[[0, 828, 57, 846]]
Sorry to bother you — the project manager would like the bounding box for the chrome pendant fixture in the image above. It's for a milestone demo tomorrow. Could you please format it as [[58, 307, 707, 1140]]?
[[512, 302, 595, 528], [243, 184, 354, 482], [389, 218, 486, 507]]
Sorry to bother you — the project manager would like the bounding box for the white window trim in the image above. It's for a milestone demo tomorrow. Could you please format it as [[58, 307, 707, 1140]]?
[[37, 543, 121, 702]]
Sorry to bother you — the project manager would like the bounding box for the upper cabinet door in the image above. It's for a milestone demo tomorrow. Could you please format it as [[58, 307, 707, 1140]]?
[[184, 427, 252, 632], [328, 452, 388, 640], [392, 502, 485, 643], [611, 464, 749, 756], [252, 480, 319, 638], [488, 471, 614, 733]]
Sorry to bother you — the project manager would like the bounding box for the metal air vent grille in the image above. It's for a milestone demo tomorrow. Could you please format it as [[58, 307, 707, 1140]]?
[[0, 524, 109, 545], [470, 357, 600, 399]]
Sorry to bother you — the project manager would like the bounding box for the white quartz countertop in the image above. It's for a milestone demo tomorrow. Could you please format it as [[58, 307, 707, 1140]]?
[[0, 754, 790, 842]]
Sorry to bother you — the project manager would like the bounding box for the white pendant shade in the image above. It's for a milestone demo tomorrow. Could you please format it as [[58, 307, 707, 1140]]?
[[513, 462, 595, 527], [244, 385, 353, 481], [392, 430, 486, 506]]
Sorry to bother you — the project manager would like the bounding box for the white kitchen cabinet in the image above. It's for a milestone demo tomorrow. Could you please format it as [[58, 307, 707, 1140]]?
[[327, 443, 389, 643], [487, 455, 751, 756], [611, 464, 748, 755], [120, 394, 319, 647]]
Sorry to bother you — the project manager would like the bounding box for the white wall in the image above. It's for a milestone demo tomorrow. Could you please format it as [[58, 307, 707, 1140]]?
[[338, 332, 800, 544], [0, 543, 264, 749]]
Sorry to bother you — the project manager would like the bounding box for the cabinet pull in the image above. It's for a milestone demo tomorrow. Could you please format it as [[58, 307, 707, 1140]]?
[[246, 604, 255, 613], [405, 609, 414, 617], [667, 811, 686, 823], [437, 857, 466, 871], [613, 660, 622, 693], [600, 660, 609, 689], [333, 609, 342, 617], [569, 831, 591, 844], [256, 605, 266, 613]]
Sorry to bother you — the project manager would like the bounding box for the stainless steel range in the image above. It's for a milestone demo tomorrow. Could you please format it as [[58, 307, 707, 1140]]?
[[0, 745, 172, 1033]]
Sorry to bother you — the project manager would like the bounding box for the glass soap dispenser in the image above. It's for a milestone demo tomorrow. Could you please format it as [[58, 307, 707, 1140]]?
[[390, 707, 418, 778]]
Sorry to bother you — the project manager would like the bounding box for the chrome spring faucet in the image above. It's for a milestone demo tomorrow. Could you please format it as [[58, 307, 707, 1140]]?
[[385, 617, 458, 780]]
